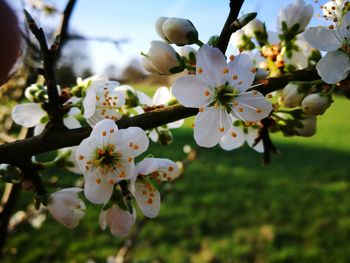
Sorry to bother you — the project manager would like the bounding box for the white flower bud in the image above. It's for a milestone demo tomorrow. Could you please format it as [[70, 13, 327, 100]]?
[[143, 41, 184, 74], [161, 17, 198, 46], [301, 93, 331, 116], [281, 82, 305, 108], [47, 188, 85, 228], [99, 205, 136, 237], [155, 17, 168, 41], [230, 29, 245, 48], [243, 18, 265, 38], [296, 116, 317, 137], [278, 0, 313, 33], [179, 46, 196, 61]]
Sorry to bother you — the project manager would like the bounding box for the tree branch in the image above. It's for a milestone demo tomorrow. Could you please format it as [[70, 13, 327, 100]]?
[[216, 0, 245, 53]]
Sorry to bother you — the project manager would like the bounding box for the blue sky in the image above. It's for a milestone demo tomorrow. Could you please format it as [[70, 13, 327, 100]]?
[[11, 0, 323, 73]]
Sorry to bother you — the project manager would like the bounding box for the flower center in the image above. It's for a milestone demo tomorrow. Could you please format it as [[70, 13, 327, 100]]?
[[209, 82, 239, 112], [93, 144, 120, 171]]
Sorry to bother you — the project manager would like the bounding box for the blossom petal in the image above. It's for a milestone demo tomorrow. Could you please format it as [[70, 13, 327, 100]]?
[[227, 53, 255, 92], [90, 119, 119, 146], [316, 50, 350, 84], [84, 173, 114, 204], [219, 125, 245, 151], [245, 128, 264, 153], [194, 107, 230, 147], [232, 92, 272, 122], [102, 205, 135, 237], [83, 89, 97, 118], [115, 127, 149, 157], [34, 123, 46, 136], [64, 115, 81, 129], [136, 158, 180, 181], [303, 27, 341, 51], [152, 86, 172, 105], [172, 75, 210, 108], [134, 181, 160, 218], [11, 103, 46, 127], [196, 44, 227, 86]]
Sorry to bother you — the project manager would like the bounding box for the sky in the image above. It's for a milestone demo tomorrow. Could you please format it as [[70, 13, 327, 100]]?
[[9, 0, 323, 74]]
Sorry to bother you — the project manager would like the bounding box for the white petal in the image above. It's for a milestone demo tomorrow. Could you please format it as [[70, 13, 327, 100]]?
[[194, 107, 230, 148], [11, 103, 46, 127], [152, 86, 172, 105], [167, 119, 184, 129], [232, 92, 272, 122], [340, 12, 350, 37], [90, 119, 119, 146], [303, 27, 341, 51], [84, 173, 114, 204], [219, 125, 245, 151], [64, 115, 81, 129], [196, 44, 227, 87], [115, 127, 149, 157], [136, 158, 180, 181], [316, 51, 350, 84], [83, 89, 97, 118], [34, 123, 46, 136], [227, 53, 255, 92], [103, 205, 135, 237], [134, 181, 160, 218], [172, 75, 210, 108], [136, 90, 153, 105], [245, 128, 264, 153]]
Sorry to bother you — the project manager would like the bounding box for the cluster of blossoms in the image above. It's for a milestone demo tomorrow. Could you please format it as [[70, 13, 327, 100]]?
[[6, 0, 350, 240]]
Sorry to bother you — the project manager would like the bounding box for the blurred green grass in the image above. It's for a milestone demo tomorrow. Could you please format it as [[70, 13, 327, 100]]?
[[3, 96, 350, 263]]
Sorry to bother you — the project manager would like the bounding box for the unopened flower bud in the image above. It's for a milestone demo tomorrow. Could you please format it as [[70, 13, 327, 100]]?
[[296, 115, 316, 137], [281, 82, 305, 108], [158, 129, 173, 145], [160, 17, 198, 46], [278, 0, 313, 36], [179, 46, 196, 63], [24, 84, 48, 103], [301, 93, 331, 116], [142, 41, 185, 74], [47, 188, 85, 228], [243, 18, 267, 43], [99, 204, 136, 237], [155, 17, 168, 41]]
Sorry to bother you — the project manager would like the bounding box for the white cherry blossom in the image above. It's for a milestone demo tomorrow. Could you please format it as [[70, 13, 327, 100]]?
[[47, 187, 85, 228], [82, 75, 125, 127], [76, 119, 149, 204], [172, 44, 272, 147], [130, 158, 180, 218], [304, 11, 350, 83]]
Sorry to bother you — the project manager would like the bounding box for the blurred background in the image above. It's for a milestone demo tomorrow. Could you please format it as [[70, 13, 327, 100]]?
[[1, 0, 350, 262]]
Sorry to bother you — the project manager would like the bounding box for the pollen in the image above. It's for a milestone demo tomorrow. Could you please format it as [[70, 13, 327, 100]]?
[[251, 67, 257, 73], [232, 75, 238, 80], [108, 179, 115, 185], [252, 90, 258, 96], [168, 166, 174, 172], [329, 25, 335, 30], [219, 127, 225, 132], [238, 107, 244, 112], [223, 68, 229, 74], [128, 157, 133, 163], [199, 107, 204, 112], [233, 101, 238, 106], [267, 94, 273, 99], [96, 96, 100, 101], [197, 67, 203, 74], [102, 131, 107, 136], [231, 132, 237, 138], [147, 198, 153, 204], [229, 54, 235, 61], [204, 90, 210, 96], [133, 144, 139, 150], [129, 142, 133, 148], [95, 178, 101, 184], [110, 128, 114, 133], [256, 108, 262, 113], [142, 190, 147, 195], [118, 171, 126, 178], [79, 155, 84, 160], [238, 81, 243, 85]]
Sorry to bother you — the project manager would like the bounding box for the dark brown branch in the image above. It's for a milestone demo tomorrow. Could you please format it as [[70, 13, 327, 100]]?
[[216, 0, 245, 53], [24, 11, 63, 125], [0, 67, 320, 167], [53, 0, 78, 62], [0, 184, 21, 257]]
